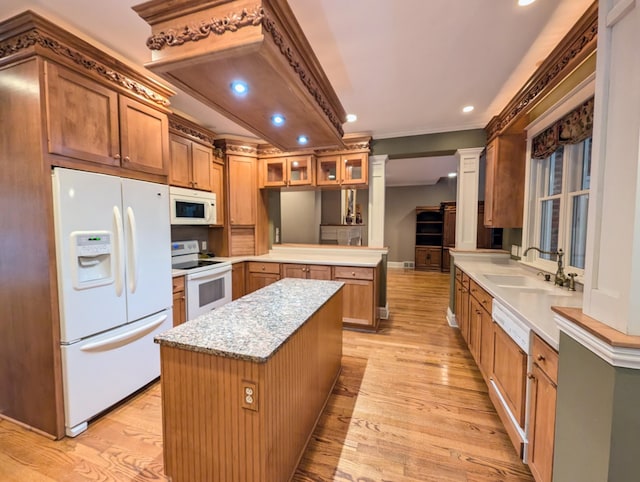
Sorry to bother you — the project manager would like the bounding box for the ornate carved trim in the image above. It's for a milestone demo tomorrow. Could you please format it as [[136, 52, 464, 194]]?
[[144, 5, 344, 140], [146, 6, 264, 50], [169, 119, 215, 145], [315, 140, 371, 154], [0, 31, 171, 107], [261, 15, 344, 139], [486, 2, 598, 140]]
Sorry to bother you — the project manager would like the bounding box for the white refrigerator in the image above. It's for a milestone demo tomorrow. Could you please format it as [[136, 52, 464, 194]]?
[[52, 167, 172, 437]]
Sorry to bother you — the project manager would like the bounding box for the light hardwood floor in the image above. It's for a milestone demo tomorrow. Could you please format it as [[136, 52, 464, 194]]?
[[0, 269, 533, 481]]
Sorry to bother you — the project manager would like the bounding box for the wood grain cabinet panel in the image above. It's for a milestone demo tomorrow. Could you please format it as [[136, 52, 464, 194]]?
[[484, 133, 526, 228], [171, 276, 186, 326], [333, 265, 378, 331], [119, 95, 169, 175], [492, 324, 527, 429], [45, 61, 120, 166], [281, 263, 331, 280], [210, 161, 225, 226], [169, 134, 213, 191], [228, 155, 257, 226], [246, 262, 280, 294], [527, 334, 559, 482], [45, 61, 169, 176], [231, 262, 245, 300]]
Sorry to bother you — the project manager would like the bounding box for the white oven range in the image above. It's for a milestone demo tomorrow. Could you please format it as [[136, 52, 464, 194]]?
[[171, 240, 232, 320]]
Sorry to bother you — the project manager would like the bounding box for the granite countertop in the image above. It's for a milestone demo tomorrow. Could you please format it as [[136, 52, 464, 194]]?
[[171, 245, 387, 277], [452, 252, 583, 350], [155, 278, 344, 362]]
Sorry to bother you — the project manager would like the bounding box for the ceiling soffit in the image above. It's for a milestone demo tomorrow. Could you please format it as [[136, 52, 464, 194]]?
[[134, 0, 347, 151]]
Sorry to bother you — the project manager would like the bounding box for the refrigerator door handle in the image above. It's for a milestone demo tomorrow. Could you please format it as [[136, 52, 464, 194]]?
[[113, 206, 125, 297], [79, 314, 167, 352], [126, 206, 138, 294]]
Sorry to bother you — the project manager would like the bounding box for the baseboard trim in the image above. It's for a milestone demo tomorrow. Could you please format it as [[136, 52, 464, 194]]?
[[446, 307, 458, 327]]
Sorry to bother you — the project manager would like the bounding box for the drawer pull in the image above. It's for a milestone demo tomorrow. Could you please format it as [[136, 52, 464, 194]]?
[[261, 266, 265, 271], [527, 373, 535, 380], [537, 354, 546, 362], [352, 272, 356, 276], [481, 300, 487, 304]]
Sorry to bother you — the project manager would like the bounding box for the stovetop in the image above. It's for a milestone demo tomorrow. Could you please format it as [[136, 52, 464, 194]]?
[[172, 259, 225, 270]]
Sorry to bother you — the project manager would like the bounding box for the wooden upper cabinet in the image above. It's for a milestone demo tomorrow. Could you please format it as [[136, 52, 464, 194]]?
[[262, 155, 315, 188], [316, 153, 368, 186], [169, 135, 191, 187], [45, 62, 120, 166], [169, 133, 213, 191], [210, 161, 224, 226], [45, 61, 169, 175], [118, 95, 169, 175], [228, 155, 257, 226], [484, 133, 525, 228]]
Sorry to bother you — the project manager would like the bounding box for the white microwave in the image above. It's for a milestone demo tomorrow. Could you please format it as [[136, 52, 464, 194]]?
[[169, 186, 216, 225]]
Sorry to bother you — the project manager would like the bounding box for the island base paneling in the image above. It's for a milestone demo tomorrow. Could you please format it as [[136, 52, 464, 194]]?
[[159, 290, 343, 482]]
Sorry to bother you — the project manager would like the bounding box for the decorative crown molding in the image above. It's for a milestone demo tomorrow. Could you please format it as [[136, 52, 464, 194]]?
[[261, 15, 344, 138], [146, 6, 264, 50], [486, 2, 598, 140], [143, 4, 344, 140], [0, 30, 171, 108], [169, 119, 216, 146]]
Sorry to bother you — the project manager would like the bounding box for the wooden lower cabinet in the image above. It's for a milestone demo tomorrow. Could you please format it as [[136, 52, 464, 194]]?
[[172, 275, 186, 327], [527, 334, 559, 482], [231, 262, 245, 300], [468, 296, 483, 363], [415, 246, 442, 271], [281, 263, 332, 280], [246, 262, 280, 294], [454, 269, 470, 343], [333, 265, 378, 331]]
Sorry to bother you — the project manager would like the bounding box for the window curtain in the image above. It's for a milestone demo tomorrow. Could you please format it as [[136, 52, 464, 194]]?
[[531, 97, 594, 160]]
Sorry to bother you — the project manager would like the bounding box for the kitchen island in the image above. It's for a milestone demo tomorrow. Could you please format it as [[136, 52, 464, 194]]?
[[155, 278, 344, 482]]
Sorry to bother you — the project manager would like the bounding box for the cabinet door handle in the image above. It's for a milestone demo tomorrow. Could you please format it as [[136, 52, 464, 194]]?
[[527, 373, 535, 380], [481, 300, 487, 305], [537, 354, 546, 362], [114, 154, 121, 161], [194, 181, 198, 187], [123, 156, 130, 163]]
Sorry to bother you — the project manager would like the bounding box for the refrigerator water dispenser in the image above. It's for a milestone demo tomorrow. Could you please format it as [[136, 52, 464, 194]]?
[[71, 231, 113, 289]]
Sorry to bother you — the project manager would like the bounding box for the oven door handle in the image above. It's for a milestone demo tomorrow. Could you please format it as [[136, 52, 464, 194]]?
[[188, 268, 229, 281]]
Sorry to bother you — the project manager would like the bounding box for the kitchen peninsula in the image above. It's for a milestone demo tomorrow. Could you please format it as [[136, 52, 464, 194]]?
[[155, 278, 344, 482]]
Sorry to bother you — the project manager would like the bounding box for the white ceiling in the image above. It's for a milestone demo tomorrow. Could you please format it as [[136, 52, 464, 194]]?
[[0, 0, 594, 181]]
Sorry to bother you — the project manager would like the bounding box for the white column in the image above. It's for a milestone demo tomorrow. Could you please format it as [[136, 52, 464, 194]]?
[[367, 155, 387, 248], [455, 148, 483, 250], [582, 0, 640, 334]]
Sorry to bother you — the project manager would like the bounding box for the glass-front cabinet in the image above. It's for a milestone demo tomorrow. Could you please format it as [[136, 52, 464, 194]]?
[[316, 153, 368, 186], [262, 155, 314, 187]]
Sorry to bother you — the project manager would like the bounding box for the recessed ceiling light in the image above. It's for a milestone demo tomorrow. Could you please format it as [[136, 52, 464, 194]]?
[[297, 135, 308, 145], [448, 172, 457, 178], [346, 114, 357, 123], [271, 114, 286, 126], [518, 0, 536, 6], [462, 105, 474, 113], [230, 80, 248, 96]]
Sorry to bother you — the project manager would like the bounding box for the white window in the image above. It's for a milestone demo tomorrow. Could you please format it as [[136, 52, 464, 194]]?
[[522, 77, 594, 277], [529, 138, 591, 273]]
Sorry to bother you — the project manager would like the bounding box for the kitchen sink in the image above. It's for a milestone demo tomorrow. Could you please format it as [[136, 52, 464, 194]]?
[[483, 274, 541, 287], [484, 274, 573, 297]]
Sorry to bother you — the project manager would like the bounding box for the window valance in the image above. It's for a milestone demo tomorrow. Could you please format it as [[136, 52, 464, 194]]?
[[531, 97, 594, 159]]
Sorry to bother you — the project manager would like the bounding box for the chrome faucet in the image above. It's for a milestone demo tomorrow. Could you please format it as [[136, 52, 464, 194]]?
[[523, 247, 568, 287]]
